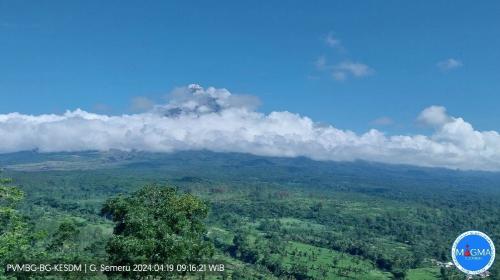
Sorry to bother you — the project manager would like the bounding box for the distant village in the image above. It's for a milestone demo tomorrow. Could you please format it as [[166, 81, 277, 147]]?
[[432, 259, 491, 278]]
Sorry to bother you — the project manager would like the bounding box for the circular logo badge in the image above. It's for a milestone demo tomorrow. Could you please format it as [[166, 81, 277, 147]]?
[[452, 231, 495, 275]]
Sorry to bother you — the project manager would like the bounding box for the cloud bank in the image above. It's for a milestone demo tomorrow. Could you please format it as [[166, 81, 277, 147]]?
[[1, 84, 499, 171]]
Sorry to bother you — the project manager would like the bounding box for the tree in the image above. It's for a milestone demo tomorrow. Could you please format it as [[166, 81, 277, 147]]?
[[290, 262, 311, 280], [0, 177, 31, 278], [230, 231, 260, 264], [47, 220, 80, 254], [101, 185, 214, 276]]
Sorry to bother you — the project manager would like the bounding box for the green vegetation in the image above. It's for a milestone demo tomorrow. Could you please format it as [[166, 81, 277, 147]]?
[[102, 186, 214, 277], [0, 177, 31, 274], [1, 150, 499, 279]]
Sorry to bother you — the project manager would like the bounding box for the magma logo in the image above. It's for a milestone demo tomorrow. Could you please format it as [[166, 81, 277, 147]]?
[[452, 231, 495, 275]]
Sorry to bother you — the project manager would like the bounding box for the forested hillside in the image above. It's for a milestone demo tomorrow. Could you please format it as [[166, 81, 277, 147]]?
[[1, 151, 499, 279]]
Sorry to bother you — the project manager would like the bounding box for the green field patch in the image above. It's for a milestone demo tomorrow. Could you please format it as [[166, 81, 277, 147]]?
[[283, 241, 391, 279], [279, 217, 326, 230], [208, 227, 234, 245], [406, 267, 440, 279]]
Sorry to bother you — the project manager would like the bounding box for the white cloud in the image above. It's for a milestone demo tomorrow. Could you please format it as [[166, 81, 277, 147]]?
[[325, 32, 342, 49], [332, 61, 373, 80], [417, 106, 452, 127], [1, 84, 500, 171], [315, 57, 373, 81], [315, 32, 372, 81], [437, 58, 463, 71]]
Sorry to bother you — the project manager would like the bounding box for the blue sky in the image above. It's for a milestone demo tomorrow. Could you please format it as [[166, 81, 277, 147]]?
[[1, 0, 499, 134]]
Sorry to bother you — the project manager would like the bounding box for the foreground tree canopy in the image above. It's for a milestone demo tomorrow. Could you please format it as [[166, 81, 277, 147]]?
[[1, 177, 215, 279], [101, 185, 214, 269], [0, 177, 30, 270]]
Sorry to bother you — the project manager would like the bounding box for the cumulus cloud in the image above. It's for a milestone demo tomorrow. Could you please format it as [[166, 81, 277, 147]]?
[[437, 58, 463, 71], [417, 106, 452, 127], [1, 84, 499, 171]]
